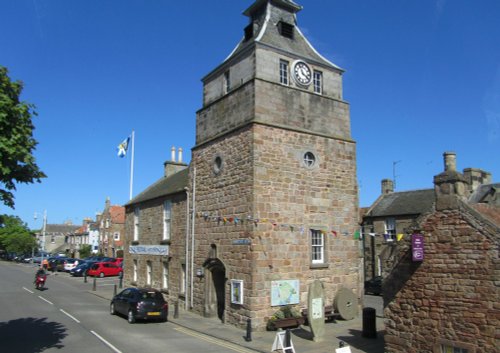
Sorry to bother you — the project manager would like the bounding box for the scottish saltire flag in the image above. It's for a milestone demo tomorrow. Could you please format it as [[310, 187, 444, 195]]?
[[117, 136, 130, 158]]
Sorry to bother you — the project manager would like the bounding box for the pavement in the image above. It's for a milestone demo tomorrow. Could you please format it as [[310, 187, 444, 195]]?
[[88, 282, 385, 353]]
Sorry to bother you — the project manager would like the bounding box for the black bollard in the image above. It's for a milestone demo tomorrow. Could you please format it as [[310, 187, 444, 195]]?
[[84, 273, 87, 283], [244, 318, 252, 342], [174, 301, 179, 319], [362, 307, 377, 338], [92, 277, 96, 291], [119, 276, 123, 289], [113, 284, 117, 296], [285, 329, 292, 353]]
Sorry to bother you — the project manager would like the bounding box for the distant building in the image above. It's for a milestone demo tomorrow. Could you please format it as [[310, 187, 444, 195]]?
[[35, 222, 79, 255], [98, 198, 125, 258], [383, 152, 499, 353]]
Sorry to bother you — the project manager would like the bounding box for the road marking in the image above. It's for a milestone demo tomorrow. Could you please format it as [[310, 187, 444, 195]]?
[[91, 330, 122, 353], [60, 309, 81, 323], [174, 327, 257, 353], [23, 287, 34, 293], [38, 296, 54, 305]]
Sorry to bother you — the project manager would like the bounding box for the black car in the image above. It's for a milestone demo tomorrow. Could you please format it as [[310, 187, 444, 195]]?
[[110, 288, 168, 324], [47, 257, 68, 272], [364, 276, 382, 295], [69, 261, 92, 277]]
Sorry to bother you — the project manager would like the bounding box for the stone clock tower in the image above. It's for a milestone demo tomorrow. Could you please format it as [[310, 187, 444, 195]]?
[[190, 0, 359, 330]]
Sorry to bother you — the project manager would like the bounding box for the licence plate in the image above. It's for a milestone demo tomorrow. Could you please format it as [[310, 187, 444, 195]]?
[[147, 312, 160, 316]]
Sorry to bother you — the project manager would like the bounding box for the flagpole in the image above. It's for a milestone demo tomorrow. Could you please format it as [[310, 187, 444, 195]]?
[[129, 130, 135, 200]]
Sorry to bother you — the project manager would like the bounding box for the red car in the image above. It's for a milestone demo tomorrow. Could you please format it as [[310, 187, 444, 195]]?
[[108, 257, 123, 266], [87, 262, 123, 278]]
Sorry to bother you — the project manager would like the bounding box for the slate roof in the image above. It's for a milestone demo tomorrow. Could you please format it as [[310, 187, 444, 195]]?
[[44, 224, 80, 234], [126, 168, 189, 206], [468, 183, 500, 204], [365, 189, 435, 218]]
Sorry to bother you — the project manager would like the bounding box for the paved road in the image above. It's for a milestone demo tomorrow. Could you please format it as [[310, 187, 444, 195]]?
[[0, 261, 256, 353]]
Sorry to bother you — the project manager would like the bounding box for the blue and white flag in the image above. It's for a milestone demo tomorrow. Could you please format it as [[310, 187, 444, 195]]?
[[117, 136, 130, 158]]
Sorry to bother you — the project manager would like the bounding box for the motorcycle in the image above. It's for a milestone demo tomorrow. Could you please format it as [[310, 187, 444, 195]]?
[[35, 274, 47, 290]]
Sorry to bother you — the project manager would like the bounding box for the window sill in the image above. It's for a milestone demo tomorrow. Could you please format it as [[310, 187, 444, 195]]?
[[310, 263, 329, 269], [131, 241, 140, 245]]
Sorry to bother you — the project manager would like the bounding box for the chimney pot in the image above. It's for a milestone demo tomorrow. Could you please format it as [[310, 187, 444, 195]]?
[[443, 151, 456, 172], [178, 148, 183, 163], [171, 146, 176, 162]]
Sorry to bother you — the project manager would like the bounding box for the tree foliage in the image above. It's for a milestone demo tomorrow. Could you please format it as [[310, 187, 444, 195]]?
[[79, 244, 92, 259], [0, 214, 37, 254], [0, 66, 46, 208]]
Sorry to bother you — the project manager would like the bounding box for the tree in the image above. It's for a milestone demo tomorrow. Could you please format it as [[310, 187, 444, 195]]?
[[0, 66, 46, 208], [0, 214, 37, 254], [78, 244, 92, 259]]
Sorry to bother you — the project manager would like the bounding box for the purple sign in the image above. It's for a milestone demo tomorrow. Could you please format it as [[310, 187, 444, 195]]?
[[412, 234, 424, 262]]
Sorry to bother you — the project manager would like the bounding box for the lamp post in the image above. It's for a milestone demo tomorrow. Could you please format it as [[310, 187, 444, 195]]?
[[34, 210, 47, 266]]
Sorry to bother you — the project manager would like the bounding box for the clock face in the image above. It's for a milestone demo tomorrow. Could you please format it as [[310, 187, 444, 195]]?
[[292, 61, 312, 86]]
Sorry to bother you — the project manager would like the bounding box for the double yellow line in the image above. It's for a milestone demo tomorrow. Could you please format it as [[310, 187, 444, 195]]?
[[174, 327, 258, 353]]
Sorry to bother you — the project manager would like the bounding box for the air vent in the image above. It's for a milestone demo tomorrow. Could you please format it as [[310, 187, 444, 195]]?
[[278, 21, 294, 39], [244, 24, 253, 41]]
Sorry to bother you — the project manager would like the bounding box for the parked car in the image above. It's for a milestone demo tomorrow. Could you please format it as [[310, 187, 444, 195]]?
[[107, 257, 123, 266], [110, 287, 168, 323], [70, 262, 92, 277], [364, 276, 382, 295], [47, 257, 68, 272], [64, 258, 84, 272], [87, 262, 123, 278]]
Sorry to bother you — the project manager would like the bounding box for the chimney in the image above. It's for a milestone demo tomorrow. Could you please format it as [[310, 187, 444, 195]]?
[[164, 146, 188, 178], [105, 197, 111, 210], [381, 179, 394, 194], [434, 151, 470, 210], [463, 168, 492, 193]]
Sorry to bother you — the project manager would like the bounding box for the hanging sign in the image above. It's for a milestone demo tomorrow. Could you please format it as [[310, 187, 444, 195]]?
[[411, 234, 424, 262]]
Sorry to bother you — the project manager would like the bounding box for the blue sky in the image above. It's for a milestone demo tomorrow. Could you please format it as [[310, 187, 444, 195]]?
[[1, 0, 499, 230]]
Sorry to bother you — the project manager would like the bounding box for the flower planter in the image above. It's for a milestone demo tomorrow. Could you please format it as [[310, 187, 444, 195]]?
[[269, 316, 305, 330]]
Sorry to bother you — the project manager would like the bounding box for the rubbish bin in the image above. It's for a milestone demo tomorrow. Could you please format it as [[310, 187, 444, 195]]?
[[362, 307, 377, 338]]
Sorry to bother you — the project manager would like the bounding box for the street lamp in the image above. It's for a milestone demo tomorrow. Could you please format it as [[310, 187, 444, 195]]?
[[34, 210, 47, 267]]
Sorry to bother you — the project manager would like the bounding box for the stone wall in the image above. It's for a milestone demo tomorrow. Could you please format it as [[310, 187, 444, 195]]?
[[384, 206, 499, 353]]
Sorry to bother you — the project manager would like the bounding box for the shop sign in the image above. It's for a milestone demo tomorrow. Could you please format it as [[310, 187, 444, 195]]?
[[129, 245, 169, 256], [412, 234, 424, 262]]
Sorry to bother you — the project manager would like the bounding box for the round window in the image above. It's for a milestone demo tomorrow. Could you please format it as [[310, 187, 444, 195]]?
[[303, 152, 316, 168]]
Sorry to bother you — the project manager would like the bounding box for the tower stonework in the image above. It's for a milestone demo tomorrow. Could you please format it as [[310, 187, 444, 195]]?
[[191, 0, 359, 330]]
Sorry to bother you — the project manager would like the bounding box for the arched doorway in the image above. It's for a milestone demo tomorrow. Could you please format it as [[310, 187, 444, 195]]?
[[203, 257, 226, 321]]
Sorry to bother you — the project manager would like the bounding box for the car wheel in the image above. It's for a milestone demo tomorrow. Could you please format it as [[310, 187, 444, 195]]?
[[110, 303, 116, 315], [127, 310, 136, 324], [99, 272, 104, 278]]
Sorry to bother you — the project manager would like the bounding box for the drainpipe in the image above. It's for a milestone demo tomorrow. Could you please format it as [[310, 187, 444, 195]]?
[[184, 186, 190, 311], [190, 167, 196, 309]]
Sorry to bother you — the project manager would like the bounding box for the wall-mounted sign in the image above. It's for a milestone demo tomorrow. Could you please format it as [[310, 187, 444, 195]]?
[[231, 279, 244, 305], [129, 245, 169, 256], [232, 239, 251, 245], [271, 280, 300, 306], [411, 234, 424, 262]]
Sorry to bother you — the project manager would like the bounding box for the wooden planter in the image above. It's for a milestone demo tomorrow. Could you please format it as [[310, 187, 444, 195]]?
[[269, 316, 305, 330]]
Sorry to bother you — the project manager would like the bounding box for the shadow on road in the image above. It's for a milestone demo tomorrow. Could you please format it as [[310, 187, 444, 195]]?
[[0, 317, 67, 352]]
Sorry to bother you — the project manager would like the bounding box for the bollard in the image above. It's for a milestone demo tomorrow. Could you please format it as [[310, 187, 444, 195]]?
[[174, 301, 179, 319], [113, 284, 117, 296], [92, 277, 96, 291], [84, 273, 87, 283], [244, 318, 252, 342], [119, 276, 123, 289], [285, 329, 292, 353], [362, 307, 377, 338]]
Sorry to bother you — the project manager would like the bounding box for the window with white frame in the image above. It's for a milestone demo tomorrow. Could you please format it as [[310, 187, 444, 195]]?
[[146, 261, 152, 285], [163, 200, 172, 240], [181, 264, 186, 294], [385, 218, 396, 241], [280, 60, 289, 85], [114, 232, 120, 241], [313, 70, 323, 94], [133, 259, 138, 282], [311, 229, 324, 264], [162, 262, 169, 289], [133, 207, 140, 241]]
